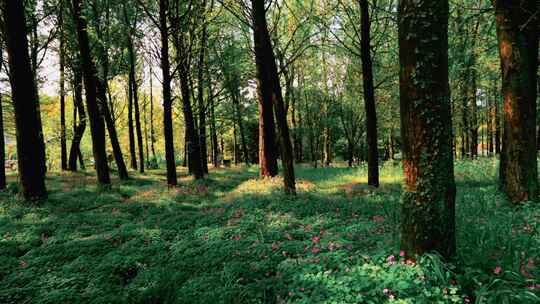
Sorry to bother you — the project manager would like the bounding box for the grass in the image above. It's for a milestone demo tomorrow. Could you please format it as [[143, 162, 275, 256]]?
[[0, 159, 539, 303]]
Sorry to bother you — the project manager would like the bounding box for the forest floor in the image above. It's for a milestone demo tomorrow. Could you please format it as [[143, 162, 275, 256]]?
[[1, 159, 539, 304]]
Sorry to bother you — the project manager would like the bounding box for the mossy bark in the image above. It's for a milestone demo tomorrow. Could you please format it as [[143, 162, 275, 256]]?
[[398, 0, 456, 258], [494, 0, 539, 203]]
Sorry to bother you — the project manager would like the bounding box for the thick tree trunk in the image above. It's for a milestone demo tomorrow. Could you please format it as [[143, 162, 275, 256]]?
[[159, 0, 177, 186], [0, 95, 5, 190], [398, 0, 456, 258], [4, 0, 48, 199], [72, 0, 110, 185], [360, 0, 379, 187], [68, 65, 87, 171], [495, 0, 539, 203], [251, 0, 296, 194]]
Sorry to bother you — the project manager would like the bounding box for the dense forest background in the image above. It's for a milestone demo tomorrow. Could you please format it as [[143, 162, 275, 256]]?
[[0, 0, 539, 303]]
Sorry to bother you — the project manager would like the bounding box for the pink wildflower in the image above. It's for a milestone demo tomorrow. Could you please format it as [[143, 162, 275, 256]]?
[[493, 266, 502, 275]]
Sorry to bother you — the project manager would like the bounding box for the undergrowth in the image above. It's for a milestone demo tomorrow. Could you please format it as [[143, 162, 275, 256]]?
[[0, 159, 539, 303]]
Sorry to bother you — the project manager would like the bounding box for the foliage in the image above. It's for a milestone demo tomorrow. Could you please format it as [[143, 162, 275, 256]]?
[[1, 160, 539, 303]]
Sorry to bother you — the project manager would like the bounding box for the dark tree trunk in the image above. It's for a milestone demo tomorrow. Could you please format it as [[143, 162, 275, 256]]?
[[360, 0, 379, 187], [72, 0, 110, 185], [128, 40, 145, 173], [59, 10, 68, 171], [0, 95, 5, 190], [398, 0, 456, 258], [159, 0, 177, 186], [128, 76, 137, 169], [495, 0, 539, 203], [149, 65, 156, 160], [210, 95, 219, 168], [197, 1, 209, 174], [68, 65, 87, 171], [3, 0, 48, 199], [175, 36, 204, 180], [251, 0, 296, 194]]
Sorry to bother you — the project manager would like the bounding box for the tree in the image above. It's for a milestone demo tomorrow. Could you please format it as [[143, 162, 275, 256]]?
[[68, 61, 87, 171], [494, 0, 539, 203], [72, 0, 110, 185], [2, 0, 47, 199], [251, 0, 296, 194], [398, 0, 456, 258], [59, 6, 68, 171], [0, 95, 5, 190], [359, 0, 379, 187]]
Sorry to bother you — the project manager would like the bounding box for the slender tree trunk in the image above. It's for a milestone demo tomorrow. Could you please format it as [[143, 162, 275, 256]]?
[[210, 95, 219, 168], [495, 0, 539, 203], [59, 10, 68, 171], [232, 93, 250, 164], [0, 95, 5, 190], [197, 0, 209, 174], [143, 95, 150, 166], [172, 26, 204, 179], [159, 0, 177, 186], [398, 0, 456, 258], [149, 65, 156, 160], [360, 0, 379, 187], [68, 65, 87, 171], [251, 0, 296, 194], [4, 0, 47, 199], [130, 47, 145, 173], [72, 0, 110, 185], [128, 76, 137, 169]]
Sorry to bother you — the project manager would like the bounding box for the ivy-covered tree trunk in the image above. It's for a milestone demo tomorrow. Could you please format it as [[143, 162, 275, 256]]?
[[159, 0, 177, 186], [251, 0, 296, 194], [495, 0, 539, 203], [398, 0, 456, 258], [3, 0, 47, 199], [72, 0, 110, 185], [359, 0, 379, 187], [68, 64, 87, 171]]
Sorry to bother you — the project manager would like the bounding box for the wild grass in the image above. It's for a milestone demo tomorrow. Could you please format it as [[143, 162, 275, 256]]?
[[0, 159, 538, 303]]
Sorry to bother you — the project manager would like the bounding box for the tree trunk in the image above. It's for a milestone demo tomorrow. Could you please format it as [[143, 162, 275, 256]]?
[[59, 10, 68, 171], [495, 0, 539, 203], [232, 93, 250, 164], [251, 0, 296, 194], [360, 0, 379, 187], [0, 95, 5, 190], [72, 0, 110, 185], [4, 0, 48, 199], [210, 95, 219, 168], [159, 0, 177, 186], [128, 40, 145, 173], [149, 65, 157, 161], [68, 64, 87, 171], [398, 0, 456, 258], [197, 1, 209, 174], [128, 75, 137, 169], [175, 35, 204, 180]]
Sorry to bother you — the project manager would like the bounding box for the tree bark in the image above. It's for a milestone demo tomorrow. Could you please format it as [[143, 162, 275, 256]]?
[[3, 0, 48, 199], [398, 0, 456, 258], [359, 0, 379, 187], [159, 0, 177, 186], [495, 0, 539, 203], [197, 0, 210, 174], [251, 0, 296, 194], [128, 37, 145, 173], [0, 95, 5, 190], [128, 73, 137, 170], [72, 0, 110, 185], [68, 64, 87, 171], [59, 9, 68, 171]]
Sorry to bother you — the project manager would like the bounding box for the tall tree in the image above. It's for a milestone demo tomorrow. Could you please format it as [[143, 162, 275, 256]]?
[[398, 0, 456, 258], [72, 0, 110, 185], [59, 7, 68, 171], [494, 0, 539, 203], [251, 0, 296, 194], [0, 95, 5, 190], [68, 62, 87, 171], [2, 0, 47, 199], [359, 0, 379, 187]]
